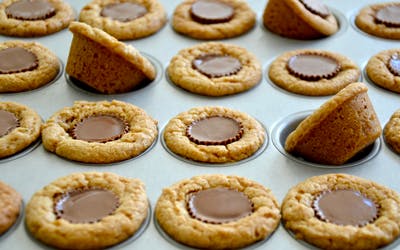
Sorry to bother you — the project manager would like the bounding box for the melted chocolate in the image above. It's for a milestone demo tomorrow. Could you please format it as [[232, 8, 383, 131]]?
[[100, 2, 148, 22], [5, 0, 56, 21], [187, 188, 253, 224], [186, 116, 243, 145], [300, 0, 330, 18], [0, 47, 38, 74], [375, 5, 400, 27], [0, 110, 19, 137], [313, 190, 378, 226], [190, 0, 234, 24], [287, 53, 340, 81], [71, 115, 128, 143], [192, 54, 242, 78], [54, 188, 119, 224]]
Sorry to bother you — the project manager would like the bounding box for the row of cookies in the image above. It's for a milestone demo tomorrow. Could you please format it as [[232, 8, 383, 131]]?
[[2, 82, 399, 165], [0, 0, 399, 40], [2, 24, 400, 96], [2, 171, 400, 249]]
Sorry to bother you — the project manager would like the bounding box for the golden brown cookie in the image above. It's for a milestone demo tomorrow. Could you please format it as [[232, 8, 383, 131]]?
[[155, 174, 281, 249], [66, 21, 156, 94], [282, 173, 400, 250], [0, 40, 60, 93], [355, 2, 400, 40], [168, 42, 261, 96], [0, 101, 42, 159], [285, 82, 382, 165], [0, 0, 75, 37], [366, 48, 400, 93], [384, 109, 400, 154], [25, 172, 148, 249], [172, 0, 256, 40], [263, 0, 338, 39], [0, 181, 22, 235], [268, 49, 360, 96], [79, 0, 167, 40], [41, 100, 158, 164], [163, 106, 265, 163]]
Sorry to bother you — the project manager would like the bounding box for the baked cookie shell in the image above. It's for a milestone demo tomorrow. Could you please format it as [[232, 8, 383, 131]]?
[[0, 0, 75, 37], [0, 40, 60, 93], [0, 181, 22, 235], [155, 174, 281, 249], [268, 49, 360, 96], [41, 100, 158, 164], [282, 173, 400, 250], [172, 0, 256, 40], [25, 172, 148, 249], [384, 109, 400, 154], [79, 0, 167, 40], [163, 106, 265, 163], [168, 42, 261, 96]]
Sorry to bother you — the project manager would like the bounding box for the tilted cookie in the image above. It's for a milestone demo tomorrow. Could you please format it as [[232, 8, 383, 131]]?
[[156, 174, 280, 249], [41, 100, 158, 163]]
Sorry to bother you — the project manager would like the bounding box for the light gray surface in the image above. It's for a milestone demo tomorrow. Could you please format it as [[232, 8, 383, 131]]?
[[1, 0, 400, 249]]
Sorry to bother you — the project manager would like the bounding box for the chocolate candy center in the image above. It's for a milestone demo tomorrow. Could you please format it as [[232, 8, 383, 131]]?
[[54, 189, 119, 224], [287, 53, 340, 81], [0, 47, 38, 74], [100, 2, 148, 22], [72, 115, 127, 143], [190, 0, 234, 24], [5, 0, 56, 21], [186, 116, 243, 145], [313, 190, 378, 226], [192, 54, 242, 78], [0, 110, 19, 137], [388, 54, 400, 76], [300, 0, 330, 18], [187, 188, 253, 224], [375, 5, 400, 27]]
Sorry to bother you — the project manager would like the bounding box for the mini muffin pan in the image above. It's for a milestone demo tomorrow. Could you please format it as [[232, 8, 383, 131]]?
[[1, 1, 399, 250]]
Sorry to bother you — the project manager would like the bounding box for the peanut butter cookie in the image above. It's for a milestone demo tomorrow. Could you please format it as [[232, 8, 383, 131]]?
[[366, 48, 400, 93], [0, 0, 75, 37], [384, 109, 400, 154], [79, 0, 167, 40], [0, 40, 60, 93], [41, 100, 158, 164], [25, 172, 149, 249], [282, 173, 400, 250], [0, 181, 22, 235], [168, 42, 261, 96], [0, 101, 42, 159], [268, 49, 360, 96], [163, 106, 265, 163], [172, 0, 256, 40], [355, 2, 400, 40], [155, 174, 280, 249]]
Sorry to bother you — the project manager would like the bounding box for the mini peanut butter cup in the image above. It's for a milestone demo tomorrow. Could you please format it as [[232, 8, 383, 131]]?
[[190, 0, 234, 24], [192, 54, 242, 78], [375, 5, 400, 28], [287, 53, 341, 81], [187, 188, 253, 224], [100, 2, 148, 22], [0, 110, 19, 137], [186, 116, 243, 145], [71, 115, 129, 143], [54, 188, 120, 224], [5, 0, 56, 21], [299, 0, 331, 18], [312, 189, 379, 227], [388, 54, 400, 76], [0, 47, 38, 74]]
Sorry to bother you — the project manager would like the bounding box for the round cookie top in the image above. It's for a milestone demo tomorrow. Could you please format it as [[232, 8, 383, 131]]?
[[100, 2, 148, 22], [5, 0, 56, 20]]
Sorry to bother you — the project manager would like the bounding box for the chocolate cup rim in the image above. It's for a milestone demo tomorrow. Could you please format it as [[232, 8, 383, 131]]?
[[270, 110, 382, 168]]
